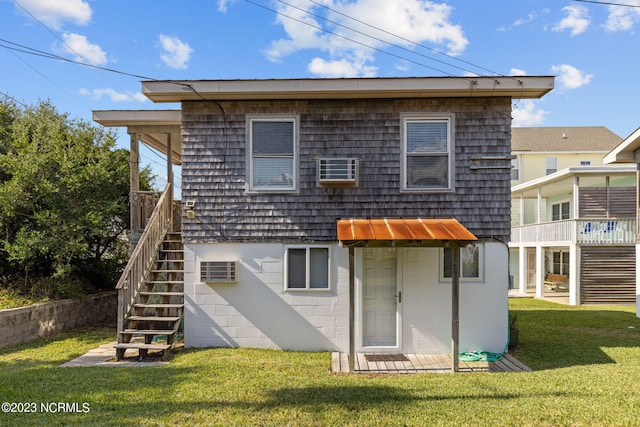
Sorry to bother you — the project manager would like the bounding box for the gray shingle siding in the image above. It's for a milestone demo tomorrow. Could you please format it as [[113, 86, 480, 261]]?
[[181, 97, 512, 243]]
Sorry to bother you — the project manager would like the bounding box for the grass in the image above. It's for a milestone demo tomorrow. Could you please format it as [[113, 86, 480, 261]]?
[[1, 299, 640, 426]]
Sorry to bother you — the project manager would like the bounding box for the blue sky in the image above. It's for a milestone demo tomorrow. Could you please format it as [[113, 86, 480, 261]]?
[[2, 0, 640, 187]]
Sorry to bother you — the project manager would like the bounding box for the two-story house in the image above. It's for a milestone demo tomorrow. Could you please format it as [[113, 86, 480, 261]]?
[[508, 126, 637, 306], [604, 126, 640, 316], [95, 76, 553, 370]]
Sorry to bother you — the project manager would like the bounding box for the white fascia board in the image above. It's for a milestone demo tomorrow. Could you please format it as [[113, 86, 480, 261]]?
[[604, 127, 640, 164], [141, 76, 554, 103], [512, 165, 637, 196]]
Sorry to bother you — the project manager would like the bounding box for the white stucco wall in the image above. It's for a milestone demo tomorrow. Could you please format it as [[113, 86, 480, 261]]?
[[392, 243, 508, 354], [183, 242, 350, 351], [183, 241, 509, 354]]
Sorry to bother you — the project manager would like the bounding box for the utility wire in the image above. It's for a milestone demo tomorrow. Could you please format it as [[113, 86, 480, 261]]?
[[303, 0, 503, 76], [571, 0, 640, 7], [244, 0, 471, 78], [273, 0, 482, 76]]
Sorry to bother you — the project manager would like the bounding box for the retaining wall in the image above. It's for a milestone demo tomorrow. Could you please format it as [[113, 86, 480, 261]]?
[[0, 292, 117, 348]]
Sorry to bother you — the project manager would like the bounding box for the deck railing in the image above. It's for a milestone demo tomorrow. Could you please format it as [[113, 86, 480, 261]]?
[[511, 218, 636, 245], [116, 184, 173, 340]]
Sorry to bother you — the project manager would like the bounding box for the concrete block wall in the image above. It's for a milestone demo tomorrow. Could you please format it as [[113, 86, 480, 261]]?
[[0, 292, 117, 348]]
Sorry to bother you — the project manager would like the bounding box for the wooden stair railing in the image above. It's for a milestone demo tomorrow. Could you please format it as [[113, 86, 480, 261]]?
[[116, 184, 173, 350]]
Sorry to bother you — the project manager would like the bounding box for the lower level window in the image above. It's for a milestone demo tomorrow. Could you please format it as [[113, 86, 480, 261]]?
[[286, 246, 330, 290], [442, 244, 482, 280]]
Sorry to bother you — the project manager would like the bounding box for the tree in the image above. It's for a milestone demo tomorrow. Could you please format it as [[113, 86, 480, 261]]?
[[0, 99, 153, 297]]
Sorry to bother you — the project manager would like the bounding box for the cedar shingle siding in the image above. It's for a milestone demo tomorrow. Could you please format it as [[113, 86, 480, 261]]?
[[181, 97, 512, 243]]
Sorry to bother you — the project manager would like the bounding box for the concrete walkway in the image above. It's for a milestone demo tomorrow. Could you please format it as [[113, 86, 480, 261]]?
[[61, 342, 170, 367]]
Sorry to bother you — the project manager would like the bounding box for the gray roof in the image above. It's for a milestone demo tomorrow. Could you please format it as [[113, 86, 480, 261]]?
[[512, 126, 621, 152]]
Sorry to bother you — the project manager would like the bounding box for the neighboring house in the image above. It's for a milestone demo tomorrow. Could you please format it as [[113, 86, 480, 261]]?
[[511, 126, 622, 185], [510, 165, 637, 306], [94, 76, 553, 369], [603, 127, 640, 317]]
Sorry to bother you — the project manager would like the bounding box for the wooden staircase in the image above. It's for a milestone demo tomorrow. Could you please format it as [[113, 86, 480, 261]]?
[[115, 231, 184, 360]]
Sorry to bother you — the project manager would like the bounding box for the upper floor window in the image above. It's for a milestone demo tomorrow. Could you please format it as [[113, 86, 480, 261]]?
[[545, 156, 558, 175], [511, 156, 520, 181], [248, 116, 297, 192], [580, 160, 591, 166], [402, 115, 453, 191], [552, 201, 570, 221]]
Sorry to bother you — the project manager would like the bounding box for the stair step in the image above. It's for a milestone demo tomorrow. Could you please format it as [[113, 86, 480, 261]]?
[[135, 303, 184, 309], [140, 291, 183, 297], [114, 343, 172, 351], [121, 329, 178, 335], [128, 316, 181, 322], [145, 280, 184, 284]]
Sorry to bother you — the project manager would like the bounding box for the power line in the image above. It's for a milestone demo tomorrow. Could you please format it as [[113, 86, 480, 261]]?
[[244, 0, 471, 78], [303, 0, 503, 76], [273, 0, 482, 76], [571, 0, 640, 7]]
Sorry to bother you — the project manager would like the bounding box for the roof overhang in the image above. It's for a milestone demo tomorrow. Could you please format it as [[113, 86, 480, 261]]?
[[511, 165, 637, 198], [336, 218, 477, 248], [604, 127, 640, 164], [142, 76, 554, 103], [93, 110, 182, 165]]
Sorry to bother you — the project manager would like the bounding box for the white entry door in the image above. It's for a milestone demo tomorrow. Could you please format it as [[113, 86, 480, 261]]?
[[361, 248, 400, 349]]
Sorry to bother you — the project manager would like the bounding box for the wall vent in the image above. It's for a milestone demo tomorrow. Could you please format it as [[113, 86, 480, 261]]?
[[201, 261, 238, 284], [317, 158, 358, 185]]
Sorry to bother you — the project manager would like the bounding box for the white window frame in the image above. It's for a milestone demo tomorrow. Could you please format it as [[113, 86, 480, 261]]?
[[545, 156, 558, 175], [551, 200, 570, 221], [511, 156, 520, 181], [440, 243, 484, 282], [401, 114, 454, 192], [284, 245, 332, 291], [247, 115, 299, 193]]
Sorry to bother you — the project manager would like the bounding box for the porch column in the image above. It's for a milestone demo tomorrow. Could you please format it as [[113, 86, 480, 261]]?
[[569, 244, 579, 305], [518, 246, 527, 294], [451, 242, 460, 373], [166, 132, 174, 202], [535, 245, 544, 298], [573, 176, 580, 219], [537, 188, 542, 224], [348, 247, 355, 372], [636, 166, 640, 317], [129, 132, 140, 244]]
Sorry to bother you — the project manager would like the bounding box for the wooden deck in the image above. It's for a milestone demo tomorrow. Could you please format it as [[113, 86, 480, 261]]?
[[331, 352, 531, 374]]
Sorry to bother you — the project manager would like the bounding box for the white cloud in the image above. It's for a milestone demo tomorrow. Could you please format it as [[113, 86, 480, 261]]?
[[553, 5, 590, 36], [512, 100, 548, 127], [262, 0, 468, 78], [217, 0, 235, 13], [499, 12, 538, 32], [308, 57, 377, 78], [158, 35, 193, 70], [605, 2, 640, 31], [79, 88, 147, 103], [16, 0, 92, 30], [551, 64, 592, 90], [509, 68, 527, 76], [58, 33, 107, 66]]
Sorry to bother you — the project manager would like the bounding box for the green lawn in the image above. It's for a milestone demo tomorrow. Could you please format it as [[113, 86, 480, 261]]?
[[1, 299, 640, 426]]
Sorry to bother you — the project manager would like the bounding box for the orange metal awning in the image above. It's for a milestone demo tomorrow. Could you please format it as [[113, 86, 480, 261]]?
[[336, 218, 477, 247]]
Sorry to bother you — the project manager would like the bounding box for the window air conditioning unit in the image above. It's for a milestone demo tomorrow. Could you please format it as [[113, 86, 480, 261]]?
[[317, 158, 358, 185], [201, 261, 238, 284]]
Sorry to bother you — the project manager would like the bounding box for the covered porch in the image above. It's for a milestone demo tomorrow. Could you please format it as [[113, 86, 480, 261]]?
[[510, 165, 637, 305]]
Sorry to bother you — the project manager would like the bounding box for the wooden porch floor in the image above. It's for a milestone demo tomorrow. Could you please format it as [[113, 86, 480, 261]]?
[[332, 352, 531, 374]]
